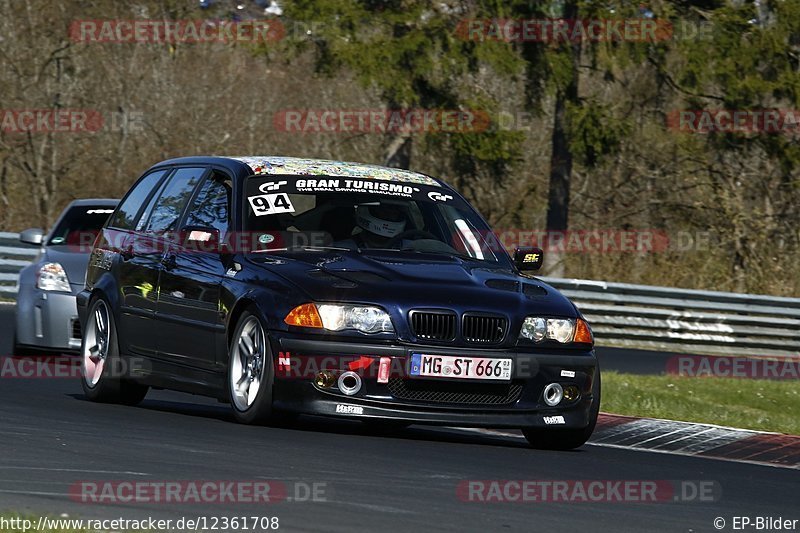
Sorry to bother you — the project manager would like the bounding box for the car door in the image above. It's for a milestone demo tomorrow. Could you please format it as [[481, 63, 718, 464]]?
[[133, 166, 209, 361], [108, 168, 171, 357], [156, 171, 232, 370]]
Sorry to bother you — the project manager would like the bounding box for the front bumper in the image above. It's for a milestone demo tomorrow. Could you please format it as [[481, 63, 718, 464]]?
[[270, 334, 598, 429], [15, 283, 82, 352]]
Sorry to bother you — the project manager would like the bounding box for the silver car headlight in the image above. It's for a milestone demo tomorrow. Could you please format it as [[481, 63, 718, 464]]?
[[285, 303, 394, 334], [317, 304, 394, 334], [520, 317, 576, 343], [36, 262, 71, 292]]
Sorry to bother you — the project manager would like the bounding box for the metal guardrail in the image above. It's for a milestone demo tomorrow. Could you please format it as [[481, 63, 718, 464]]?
[[0, 232, 38, 296], [0, 233, 796, 357], [541, 277, 800, 358]]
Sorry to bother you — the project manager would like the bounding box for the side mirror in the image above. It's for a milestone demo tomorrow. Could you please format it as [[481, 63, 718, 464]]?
[[513, 247, 544, 271], [20, 228, 44, 246], [181, 226, 223, 253]]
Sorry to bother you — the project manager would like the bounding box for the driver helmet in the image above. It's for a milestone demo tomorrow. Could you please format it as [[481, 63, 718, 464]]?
[[355, 202, 407, 238]]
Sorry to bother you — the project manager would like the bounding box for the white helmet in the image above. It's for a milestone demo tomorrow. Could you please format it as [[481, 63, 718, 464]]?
[[355, 203, 406, 238]]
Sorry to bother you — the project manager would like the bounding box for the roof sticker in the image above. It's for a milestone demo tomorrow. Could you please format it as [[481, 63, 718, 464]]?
[[231, 156, 440, 187]]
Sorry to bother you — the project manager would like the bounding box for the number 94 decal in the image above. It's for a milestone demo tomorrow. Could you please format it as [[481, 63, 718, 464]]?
[[248, 193, 295, 216]]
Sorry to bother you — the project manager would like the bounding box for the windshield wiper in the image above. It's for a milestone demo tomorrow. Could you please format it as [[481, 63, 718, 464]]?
[[295, 245, 361, 253]]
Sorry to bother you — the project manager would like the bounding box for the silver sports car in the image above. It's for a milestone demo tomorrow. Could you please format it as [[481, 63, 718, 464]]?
[[14, 199, 117, 354]]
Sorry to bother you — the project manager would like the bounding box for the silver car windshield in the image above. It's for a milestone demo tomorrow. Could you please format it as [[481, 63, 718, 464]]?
[[47, 206, 115, 246]]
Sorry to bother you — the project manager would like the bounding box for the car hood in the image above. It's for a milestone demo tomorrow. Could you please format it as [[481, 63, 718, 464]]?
[[247, 250, 578, 317], [43, 246, 91, 287]]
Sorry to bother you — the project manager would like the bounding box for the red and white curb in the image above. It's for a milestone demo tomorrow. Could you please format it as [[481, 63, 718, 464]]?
[[455, 413, 800, 470], [591, 414, 800, 469]]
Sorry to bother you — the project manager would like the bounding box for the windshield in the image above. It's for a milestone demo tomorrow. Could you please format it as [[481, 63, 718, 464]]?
[[47, 205, 116, 246], [242, 176, 503, 263]]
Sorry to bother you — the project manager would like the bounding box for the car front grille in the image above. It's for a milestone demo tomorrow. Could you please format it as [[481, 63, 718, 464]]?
[[70, 318, 82, 340], [387, 378, 523, 406], [409, 311, 456, 341], [462, 314, 507, 344]]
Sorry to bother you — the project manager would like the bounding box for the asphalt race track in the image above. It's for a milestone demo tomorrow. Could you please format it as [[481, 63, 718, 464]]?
[[0, 305, 796, 532]]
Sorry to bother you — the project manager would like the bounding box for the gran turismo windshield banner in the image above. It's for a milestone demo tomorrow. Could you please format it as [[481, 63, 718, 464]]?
[[245, 175, 465, 207]]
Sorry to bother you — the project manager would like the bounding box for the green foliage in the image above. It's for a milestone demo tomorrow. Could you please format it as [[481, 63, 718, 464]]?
[[279, 0, 526, 185], [603, 371, 800, 435], [678, 3, 800, 109], [568, 101, 631, 167], [282, 1, 521, 108]]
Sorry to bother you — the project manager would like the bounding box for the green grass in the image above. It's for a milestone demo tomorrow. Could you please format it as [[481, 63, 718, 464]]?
[[602, 371, 800, 435]]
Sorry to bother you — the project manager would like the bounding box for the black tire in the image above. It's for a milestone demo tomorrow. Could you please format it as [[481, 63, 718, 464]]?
[[118, 379, 150, 406], [80, 296, 148, 405], [522, 369, 601, 450], [227, 309, 276, 425]]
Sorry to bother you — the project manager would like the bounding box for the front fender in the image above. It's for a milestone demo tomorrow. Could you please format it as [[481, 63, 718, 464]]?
[[225, 288, 280, 335], [78, 272, 121, 328]]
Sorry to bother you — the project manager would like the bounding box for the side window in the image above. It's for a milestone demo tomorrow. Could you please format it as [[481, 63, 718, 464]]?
[[184, 173, 231, 237], [143, 167, 206, 234], [109, 170, 168, 230]]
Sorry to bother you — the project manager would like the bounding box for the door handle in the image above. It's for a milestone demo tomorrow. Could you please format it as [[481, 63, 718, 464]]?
[[161, 253, 177, 270], [120, 246, 134, 261]]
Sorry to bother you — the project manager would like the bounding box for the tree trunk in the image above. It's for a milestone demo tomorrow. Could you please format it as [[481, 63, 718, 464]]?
[[544, 0, 580, 277], [384, 132, 412, 169]]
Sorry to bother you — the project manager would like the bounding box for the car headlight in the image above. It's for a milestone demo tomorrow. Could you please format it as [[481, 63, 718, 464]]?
[[285, 303, 394, 334], [519, 317, 593, 345], [36, 262, 71, 292]]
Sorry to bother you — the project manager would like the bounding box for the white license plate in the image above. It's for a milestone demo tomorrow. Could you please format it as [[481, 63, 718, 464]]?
[[409, 354, 513, 381]]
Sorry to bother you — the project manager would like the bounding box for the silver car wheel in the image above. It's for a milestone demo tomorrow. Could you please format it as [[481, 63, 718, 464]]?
[[230, 316, 267, 411], [82, 300, 110, 387]]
